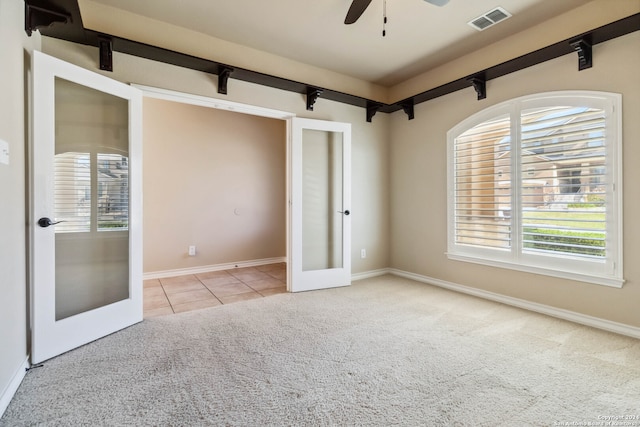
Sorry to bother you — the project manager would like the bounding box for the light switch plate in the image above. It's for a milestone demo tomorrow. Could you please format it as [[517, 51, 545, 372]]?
[[0, 139, 9, 165]]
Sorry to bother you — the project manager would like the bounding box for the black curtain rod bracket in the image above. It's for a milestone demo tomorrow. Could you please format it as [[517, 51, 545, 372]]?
[[98, 36, 113, 72], [306, 87, 323, 111], [569, 37, 593, 71], [468, 76, 487, 100], [366, 102, 383, 123], [400, 100, 415, 120], [218, 66, 234, 95], [25, 1, 71, 37]]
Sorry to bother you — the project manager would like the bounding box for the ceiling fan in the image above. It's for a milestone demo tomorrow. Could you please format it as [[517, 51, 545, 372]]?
[[344, 0, 450, 25]]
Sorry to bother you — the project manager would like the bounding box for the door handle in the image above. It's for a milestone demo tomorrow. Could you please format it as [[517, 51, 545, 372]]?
[[38, 217, 64, 228], [338, 210, 350, 216]]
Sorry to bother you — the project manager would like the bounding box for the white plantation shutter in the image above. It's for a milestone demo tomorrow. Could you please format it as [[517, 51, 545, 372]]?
[[447, 92, 622, 287], [54, 151, 129, 233], [54, 152, 91, 233], [453, 113, 511, 250], [520, 106, 606, 258]]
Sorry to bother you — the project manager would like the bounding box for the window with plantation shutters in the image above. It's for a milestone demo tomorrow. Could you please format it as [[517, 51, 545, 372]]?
[[447, 92, 623, 288], [54, 151, 129, 233]]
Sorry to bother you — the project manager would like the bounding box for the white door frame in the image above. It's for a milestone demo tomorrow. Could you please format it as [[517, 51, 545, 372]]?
[[133, 85, 352, 292], [132, 85, 297, 288]]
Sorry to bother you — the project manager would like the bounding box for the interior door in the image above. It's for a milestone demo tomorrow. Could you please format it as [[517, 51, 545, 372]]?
[[31, 51, 142, 364], [290, 118, 351, 292]]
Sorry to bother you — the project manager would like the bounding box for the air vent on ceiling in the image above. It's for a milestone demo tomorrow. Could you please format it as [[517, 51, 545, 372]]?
[[468, 7, 512, 31]]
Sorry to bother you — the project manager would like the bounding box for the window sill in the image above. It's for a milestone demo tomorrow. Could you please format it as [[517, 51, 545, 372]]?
[[446, 252, 624, 288]]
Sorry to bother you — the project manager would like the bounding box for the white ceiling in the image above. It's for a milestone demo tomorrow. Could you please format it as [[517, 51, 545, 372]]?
[[88, 0, 592, 87]]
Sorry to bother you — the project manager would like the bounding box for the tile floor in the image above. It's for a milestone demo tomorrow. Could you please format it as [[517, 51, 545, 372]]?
[[143, 263, 287, 318]]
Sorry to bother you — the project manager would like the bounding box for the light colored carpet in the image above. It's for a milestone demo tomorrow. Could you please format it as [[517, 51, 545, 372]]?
[[2, 275, 640, 426]]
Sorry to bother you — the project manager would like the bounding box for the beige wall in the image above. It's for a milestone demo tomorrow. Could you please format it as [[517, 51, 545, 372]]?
[[0, 0, 40, 408], [42, 37, 391, 276], [390, 31, 640, 327], [142, 98, 286, 272], [77, 0, 639, 105], [389, 0, 640, 102], [77, 0, 388, 103]]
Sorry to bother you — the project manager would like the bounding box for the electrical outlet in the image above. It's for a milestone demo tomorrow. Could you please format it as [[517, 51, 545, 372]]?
[[361, 249, 366, 259], [188, 245, 196, 256]]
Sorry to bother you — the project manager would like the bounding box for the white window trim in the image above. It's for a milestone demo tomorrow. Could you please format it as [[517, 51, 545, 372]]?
[[446, 91, 623, 288]]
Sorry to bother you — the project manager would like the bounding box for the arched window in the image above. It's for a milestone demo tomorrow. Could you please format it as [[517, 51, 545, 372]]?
[[447, 91, 623, 287]]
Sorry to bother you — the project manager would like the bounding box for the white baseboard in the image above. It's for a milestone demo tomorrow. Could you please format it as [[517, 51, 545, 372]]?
[[144, 257, 287, 280], [352, 268, 391, 282], [0, 357, 29, 418], [389, 269, 640, 340], [147, 261, 390, 283]]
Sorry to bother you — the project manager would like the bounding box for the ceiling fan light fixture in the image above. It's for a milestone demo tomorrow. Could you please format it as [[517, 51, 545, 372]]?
[[424, 0, 450, 6], [346, 0, 450, 26], [468, 6, 512, 31]]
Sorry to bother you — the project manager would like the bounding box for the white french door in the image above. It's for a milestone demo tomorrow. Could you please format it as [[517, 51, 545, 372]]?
[[31, 51, 143, 364], [290, 118, 351, 292]]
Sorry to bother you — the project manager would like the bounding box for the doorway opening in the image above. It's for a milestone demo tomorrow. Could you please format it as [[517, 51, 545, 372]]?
[[136, 86, 294, 317]]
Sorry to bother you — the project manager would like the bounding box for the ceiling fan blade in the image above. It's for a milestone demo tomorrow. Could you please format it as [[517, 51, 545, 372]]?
[[345, 0, 373, 25], [424, 0, 450, 6]]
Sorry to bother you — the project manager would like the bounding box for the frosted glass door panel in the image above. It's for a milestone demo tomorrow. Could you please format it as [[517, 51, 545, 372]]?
[[290, 117, 350, 292], [301, 129, 344, 272], [54, 78, 130, 320]]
